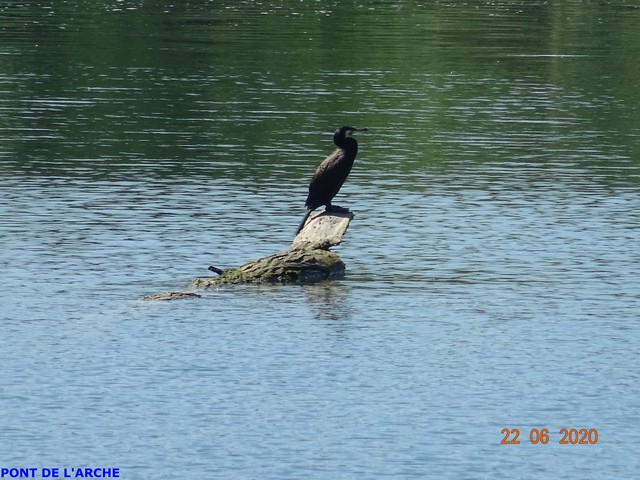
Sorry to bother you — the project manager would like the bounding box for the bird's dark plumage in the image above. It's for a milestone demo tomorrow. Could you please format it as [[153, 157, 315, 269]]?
[[295, 126, 366, 236]]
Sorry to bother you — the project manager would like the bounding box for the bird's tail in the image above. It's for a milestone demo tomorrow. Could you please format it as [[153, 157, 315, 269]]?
[[294, 209, 313, 237]]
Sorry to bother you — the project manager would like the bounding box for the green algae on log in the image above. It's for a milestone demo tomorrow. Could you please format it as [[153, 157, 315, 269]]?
[[191, 248, 345, 286]]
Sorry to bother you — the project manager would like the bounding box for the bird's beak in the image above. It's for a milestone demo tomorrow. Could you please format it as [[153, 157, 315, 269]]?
[[354, 127, 368, 133]]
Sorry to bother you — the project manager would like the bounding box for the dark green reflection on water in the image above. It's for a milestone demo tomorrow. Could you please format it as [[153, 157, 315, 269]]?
[[0, 1, 638, 183]]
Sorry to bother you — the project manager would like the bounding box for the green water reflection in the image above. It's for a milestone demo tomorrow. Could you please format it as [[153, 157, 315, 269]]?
[[0, 1, 638, 182]]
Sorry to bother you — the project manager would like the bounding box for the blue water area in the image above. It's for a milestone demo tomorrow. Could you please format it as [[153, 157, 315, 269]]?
[[1, 168, 638, 478]]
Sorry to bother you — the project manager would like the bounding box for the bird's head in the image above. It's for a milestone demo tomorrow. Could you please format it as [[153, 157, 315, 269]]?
[[334, 126, 367, 145], [336, 126, 367, 137]]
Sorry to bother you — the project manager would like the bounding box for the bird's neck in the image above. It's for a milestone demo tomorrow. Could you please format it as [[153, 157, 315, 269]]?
[[335, 137, 358, 154]]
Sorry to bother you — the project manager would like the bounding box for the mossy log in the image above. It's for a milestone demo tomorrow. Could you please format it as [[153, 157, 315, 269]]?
[[141, 210, 354, 299], [191, 210, 354, 287], [190, 248, 345, 287]]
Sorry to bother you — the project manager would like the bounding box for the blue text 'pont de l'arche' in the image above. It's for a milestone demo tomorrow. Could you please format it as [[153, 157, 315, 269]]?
[[0, 468, 119, 478]]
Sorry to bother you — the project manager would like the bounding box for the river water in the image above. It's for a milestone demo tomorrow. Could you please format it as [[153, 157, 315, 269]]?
[[1, 1, 639, 479]]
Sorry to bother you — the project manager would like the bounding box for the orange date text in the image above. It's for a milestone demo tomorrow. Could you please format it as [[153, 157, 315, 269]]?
[[501, 428, 598, 445]]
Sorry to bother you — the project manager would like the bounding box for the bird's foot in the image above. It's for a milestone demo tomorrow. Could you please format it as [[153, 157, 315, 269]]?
[[325, 205, 350, 213]]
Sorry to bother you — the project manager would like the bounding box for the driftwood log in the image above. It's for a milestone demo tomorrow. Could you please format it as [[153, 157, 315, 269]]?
[[191, 210, 354, 287], [141, 210, 354, 300]]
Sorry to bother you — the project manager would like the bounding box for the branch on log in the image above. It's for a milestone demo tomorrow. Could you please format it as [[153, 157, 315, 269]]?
[[140, 291, 202, 301]]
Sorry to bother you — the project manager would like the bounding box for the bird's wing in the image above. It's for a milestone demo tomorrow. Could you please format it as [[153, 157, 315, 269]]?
[[309, 148, 344, 183], [305, 148, 353, 209]]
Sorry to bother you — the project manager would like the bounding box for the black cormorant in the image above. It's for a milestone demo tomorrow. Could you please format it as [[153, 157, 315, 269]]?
[[295, 126, 367, 236]]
